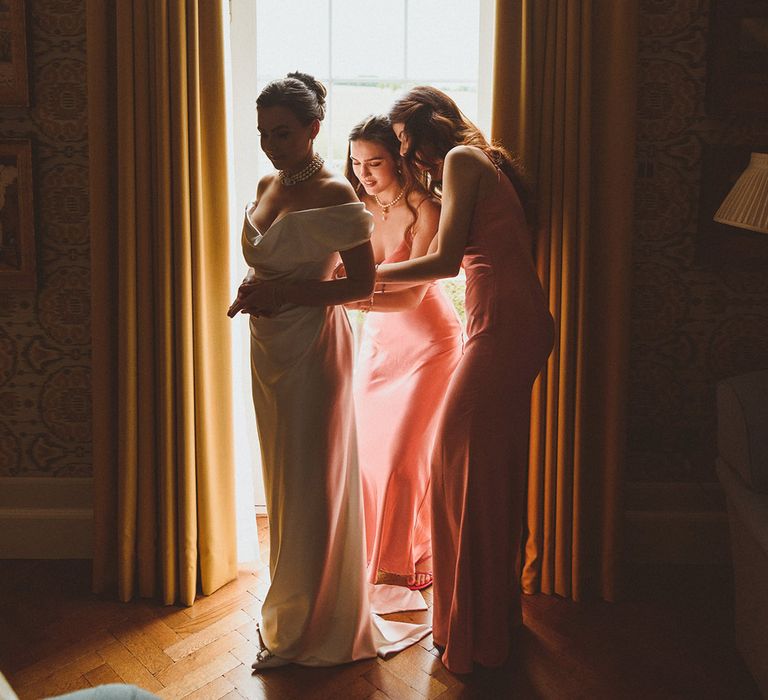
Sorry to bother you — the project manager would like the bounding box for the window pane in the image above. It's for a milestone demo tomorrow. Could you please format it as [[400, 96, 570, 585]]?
[[257, 0, 331, 79], [429, 82, 480, 126], [327, 82, 411, 168], [331, 0, 405, 79], [406, 0, 479, 82]]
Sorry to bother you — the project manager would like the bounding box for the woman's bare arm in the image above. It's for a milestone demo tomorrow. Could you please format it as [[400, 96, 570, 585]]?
[[346, 194, 445, 312], [346, 285, 427, 312], [351, 196, 440, 311], [228, 241, 375, 317], [280, 241, 375, 305], [377, 146, 483, 283]]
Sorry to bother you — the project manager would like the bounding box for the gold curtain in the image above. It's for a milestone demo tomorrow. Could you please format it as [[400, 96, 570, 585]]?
[[87, 0, 237, 605], [492, 0, 636, 601]]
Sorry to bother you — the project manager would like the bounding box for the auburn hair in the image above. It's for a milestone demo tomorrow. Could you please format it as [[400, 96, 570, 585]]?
[[389, 86, 535, 229]]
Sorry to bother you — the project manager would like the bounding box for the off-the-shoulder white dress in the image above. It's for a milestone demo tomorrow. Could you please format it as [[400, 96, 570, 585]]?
[[242, 202, 430, 666]]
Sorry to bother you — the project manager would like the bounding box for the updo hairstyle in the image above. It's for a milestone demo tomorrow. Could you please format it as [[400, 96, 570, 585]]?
[[256, 71, 327, 125]]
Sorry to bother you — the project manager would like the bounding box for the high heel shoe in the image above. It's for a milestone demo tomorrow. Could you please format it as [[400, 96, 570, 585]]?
[[251, 647, 290, 670]]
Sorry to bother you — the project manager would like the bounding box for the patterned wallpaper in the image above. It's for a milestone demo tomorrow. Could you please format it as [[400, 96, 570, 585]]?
[[0, 0, 91, 477], [629, 0, 768, 482]]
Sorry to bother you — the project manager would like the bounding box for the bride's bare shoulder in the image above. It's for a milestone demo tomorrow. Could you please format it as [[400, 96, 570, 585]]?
[[255, 171, 278, 200], [317, 170, 358, 207]]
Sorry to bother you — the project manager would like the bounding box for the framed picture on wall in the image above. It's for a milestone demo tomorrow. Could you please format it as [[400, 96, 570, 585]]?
[[0, 0, 29, 106], [707, 0, 768, 115], [0, 140, 35, 289]]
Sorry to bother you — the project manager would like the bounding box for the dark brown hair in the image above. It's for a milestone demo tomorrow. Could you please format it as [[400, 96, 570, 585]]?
[[256, 71, 327, 125], [345, 114, 430, 245], [389, 86, 535, 228]]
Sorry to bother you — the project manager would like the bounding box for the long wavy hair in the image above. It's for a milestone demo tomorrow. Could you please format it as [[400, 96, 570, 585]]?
[[389, 86, 535, 229], [345, 114, 429, 245]]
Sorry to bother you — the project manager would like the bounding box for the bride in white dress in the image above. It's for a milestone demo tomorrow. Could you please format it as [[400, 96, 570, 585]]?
[[227, 72, 430, 670]]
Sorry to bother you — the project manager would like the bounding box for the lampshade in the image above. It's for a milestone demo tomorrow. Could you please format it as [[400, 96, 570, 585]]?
[[713, 152, 768, 234]]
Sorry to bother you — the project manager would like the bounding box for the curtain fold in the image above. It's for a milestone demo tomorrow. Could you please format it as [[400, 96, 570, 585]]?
[[492, 0, 636, 601], [87, 0, 237, 606]]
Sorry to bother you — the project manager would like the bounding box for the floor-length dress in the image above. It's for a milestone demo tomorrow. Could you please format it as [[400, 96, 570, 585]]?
[[431, 166, 555, 674], [243, 201, 430, 667], [355, 238, 462, 582]]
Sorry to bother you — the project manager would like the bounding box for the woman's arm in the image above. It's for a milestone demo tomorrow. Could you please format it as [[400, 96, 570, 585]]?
[[347, 195, 440, 312], [227, 241, 375, 317], [281, 241, 375, 305], [346, 285, 428, 312], [377, 146, 482, 283]]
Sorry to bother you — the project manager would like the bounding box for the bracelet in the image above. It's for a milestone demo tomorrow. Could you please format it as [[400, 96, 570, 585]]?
[[360, 291, 374, 313], [361, 263, 381, 313]]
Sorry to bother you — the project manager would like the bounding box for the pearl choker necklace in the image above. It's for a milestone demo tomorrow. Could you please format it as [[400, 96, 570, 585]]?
[[279, 153, 324, 186], [373, 188, 405, 220]]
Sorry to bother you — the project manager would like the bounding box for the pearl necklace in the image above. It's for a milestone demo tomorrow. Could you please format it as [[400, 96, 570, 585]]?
[[373, 188, 405, 220], [278, 153, 324, 186]]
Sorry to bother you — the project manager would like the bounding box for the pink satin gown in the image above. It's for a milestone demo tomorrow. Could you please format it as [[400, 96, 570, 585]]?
[[355, 238, 462, 583], [432, 164, 554, 674]]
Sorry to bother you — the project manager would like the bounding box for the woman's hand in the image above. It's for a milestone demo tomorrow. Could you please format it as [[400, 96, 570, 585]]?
[[228, 280, 285, 318], [228, 278, 258, 317], [227, 268, 260, 317]]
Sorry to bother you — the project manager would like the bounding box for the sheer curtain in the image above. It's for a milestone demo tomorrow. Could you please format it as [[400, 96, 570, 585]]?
[[223, 1, 261, 565]]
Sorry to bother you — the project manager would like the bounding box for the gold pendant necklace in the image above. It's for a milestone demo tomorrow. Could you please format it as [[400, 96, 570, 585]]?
[[373, 188, 405, 220]]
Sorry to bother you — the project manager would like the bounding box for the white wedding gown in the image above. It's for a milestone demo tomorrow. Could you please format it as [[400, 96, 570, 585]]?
[[242, 201, 430, 666]]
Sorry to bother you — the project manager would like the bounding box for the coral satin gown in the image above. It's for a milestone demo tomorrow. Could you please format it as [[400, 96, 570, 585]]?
[[242, 201, 430, 667], [431, 164, 554, 674], [355, 237, 463, 582]]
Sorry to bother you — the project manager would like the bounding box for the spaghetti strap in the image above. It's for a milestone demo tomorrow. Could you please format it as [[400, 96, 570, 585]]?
[[478, 147, 502, 180]]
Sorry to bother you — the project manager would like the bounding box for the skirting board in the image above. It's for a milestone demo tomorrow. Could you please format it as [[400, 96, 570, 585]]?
[[624, 481, 730, 565], [1, 476, 729, 563], [0, 477, 93, 559]]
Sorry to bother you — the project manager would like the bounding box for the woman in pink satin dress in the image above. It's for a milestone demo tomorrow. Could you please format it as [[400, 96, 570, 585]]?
[[344, 115, 462, 592], [377, 87, 555, 674]]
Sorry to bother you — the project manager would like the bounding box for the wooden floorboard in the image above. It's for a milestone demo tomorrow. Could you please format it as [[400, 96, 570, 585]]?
[[0, 520, 760, 699]]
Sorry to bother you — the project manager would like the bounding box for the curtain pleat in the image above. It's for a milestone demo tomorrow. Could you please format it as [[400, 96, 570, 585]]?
[[492, 0, 636, 601], [88, 0, 237, 606]]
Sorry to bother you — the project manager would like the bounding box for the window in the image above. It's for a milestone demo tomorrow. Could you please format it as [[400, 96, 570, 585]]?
[[225, 0, 494, 516]]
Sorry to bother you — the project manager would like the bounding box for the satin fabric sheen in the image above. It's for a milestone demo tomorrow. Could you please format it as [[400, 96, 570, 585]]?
[[432, 169, 555, 674], [242, 202, 430, 666], [355, 238, 463, 582]]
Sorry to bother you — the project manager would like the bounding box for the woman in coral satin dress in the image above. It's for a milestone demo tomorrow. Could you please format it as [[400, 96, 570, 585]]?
[[377, 87, 555, 673], [343, 116, 462, 591], [228, 73, 429, 670]]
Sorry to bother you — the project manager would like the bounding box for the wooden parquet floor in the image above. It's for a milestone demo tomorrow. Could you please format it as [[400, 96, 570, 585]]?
[[0, 521, 760, 699]]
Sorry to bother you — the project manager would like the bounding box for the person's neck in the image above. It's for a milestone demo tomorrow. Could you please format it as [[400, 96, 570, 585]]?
[[375, 182, 404, 205], [284, 151, 315, 176]]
